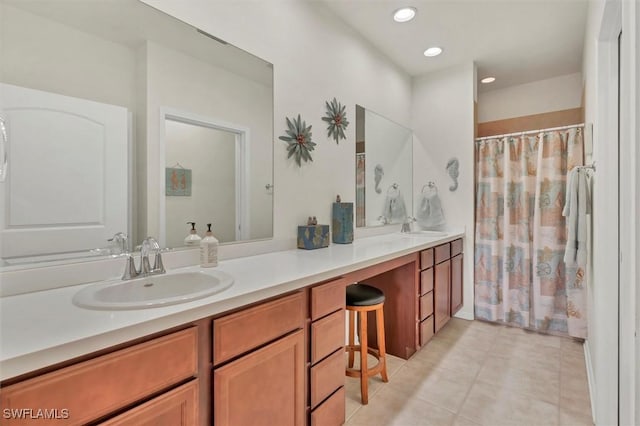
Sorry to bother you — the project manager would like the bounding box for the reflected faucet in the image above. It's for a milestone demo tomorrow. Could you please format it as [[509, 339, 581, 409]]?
[[400, 216, 416, 233], [122, 236, 166, 280], [108, 232, 128, 255]]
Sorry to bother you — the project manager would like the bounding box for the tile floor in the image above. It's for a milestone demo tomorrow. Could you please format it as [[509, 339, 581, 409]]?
[[344, 318, 593, 426]]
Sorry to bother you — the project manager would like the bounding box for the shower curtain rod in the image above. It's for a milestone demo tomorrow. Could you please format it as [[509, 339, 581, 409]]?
[[475, 123, 585, 141]]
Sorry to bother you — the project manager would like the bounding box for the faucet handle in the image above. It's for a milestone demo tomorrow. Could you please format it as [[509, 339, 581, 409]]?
[[122, 254, 139, 280], [153, 252, 166, 274], [141, 256, 152, 275]]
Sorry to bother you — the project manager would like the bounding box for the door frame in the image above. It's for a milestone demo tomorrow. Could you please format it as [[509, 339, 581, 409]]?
[[618, 0, 639, 424], [589, 1, 621, 424]]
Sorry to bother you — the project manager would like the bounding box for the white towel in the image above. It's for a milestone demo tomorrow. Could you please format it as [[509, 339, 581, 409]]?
[[416, 192, 446, 230], [381, 192, 407, 224], [563, 167, 591, 267]]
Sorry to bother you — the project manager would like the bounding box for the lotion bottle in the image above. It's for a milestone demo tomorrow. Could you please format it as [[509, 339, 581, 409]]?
[[200, 223, 219, 267], [184, 222, 202, 246]]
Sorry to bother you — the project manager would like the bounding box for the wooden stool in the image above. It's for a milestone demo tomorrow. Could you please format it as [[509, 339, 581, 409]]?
[[345, 283, 389, 404]]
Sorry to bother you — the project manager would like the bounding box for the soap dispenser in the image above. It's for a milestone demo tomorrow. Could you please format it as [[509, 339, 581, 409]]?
[[184, 222, 202, 246], [200, 223, 219, 267]]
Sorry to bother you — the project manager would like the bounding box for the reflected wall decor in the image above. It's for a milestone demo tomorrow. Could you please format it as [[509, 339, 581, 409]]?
[[165, 167, 192, 196]]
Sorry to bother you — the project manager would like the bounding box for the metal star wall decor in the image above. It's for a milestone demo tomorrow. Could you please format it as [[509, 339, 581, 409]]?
[[322, 97, 349, 144], [279, 114, 315, 166]]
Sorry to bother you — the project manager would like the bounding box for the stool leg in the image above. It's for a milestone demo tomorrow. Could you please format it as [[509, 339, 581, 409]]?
[[359, 310, 369, 404], [347, 310, 355, 368], [376, 306, 389, 383]]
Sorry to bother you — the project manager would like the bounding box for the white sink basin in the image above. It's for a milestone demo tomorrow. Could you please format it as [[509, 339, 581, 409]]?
[[402, 230, 449, 237], [73, 270, 234, 310]]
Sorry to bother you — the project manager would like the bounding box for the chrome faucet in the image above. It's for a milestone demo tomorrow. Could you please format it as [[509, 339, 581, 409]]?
[[107, 232, 128, 255], [122, 236, 165, 280], [400, 216, 416, 233], [378, 215, 389, 225]]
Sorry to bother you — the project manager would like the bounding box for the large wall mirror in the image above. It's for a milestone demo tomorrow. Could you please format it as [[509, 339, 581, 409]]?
[[0, 0, 274, 269], [355, 105, 413, 227]]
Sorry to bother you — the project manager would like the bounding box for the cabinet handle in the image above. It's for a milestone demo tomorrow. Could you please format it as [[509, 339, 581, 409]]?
[[0, 116, 7, 182]]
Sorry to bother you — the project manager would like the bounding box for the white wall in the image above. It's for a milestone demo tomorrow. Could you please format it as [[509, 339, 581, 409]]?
[[141, 0, 412, 247], [477, 72, 583, 123], [411, 63, 476, 320]]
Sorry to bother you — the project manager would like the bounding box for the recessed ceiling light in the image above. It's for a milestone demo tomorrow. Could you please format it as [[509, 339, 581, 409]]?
[[423, 47, 443, 57], [393, 7, 417, 23], [481, 77, 496, 84]]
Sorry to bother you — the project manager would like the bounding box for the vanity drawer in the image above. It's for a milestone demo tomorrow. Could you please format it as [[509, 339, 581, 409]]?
[[213, 292, 305, 365], [311, 278, 346, 320], [310, 349, 344, 408], [451, 238, 463, 257], [311, 310, 345, 364], [420, 248, 434, 269], [420, 292, 434, 321], [420, 315, 435, 346], [311, 387, 345, 426], [0, 328, 197, 426], [420, 268, 434, 295], [434, 243, 451, 264]]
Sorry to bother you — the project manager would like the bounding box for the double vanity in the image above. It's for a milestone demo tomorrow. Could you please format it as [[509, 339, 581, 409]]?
[[0, 231, 464, 425]]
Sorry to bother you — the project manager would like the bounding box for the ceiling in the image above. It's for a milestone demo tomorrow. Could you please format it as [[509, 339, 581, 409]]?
[[321, 0, 589, 92]]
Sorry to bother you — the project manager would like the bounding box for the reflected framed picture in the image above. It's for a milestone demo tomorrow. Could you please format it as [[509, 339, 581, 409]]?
[[165, 167, 192, 196]]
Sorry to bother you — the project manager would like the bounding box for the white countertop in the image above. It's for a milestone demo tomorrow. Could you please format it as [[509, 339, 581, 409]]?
[[0, 231, 463, 381]]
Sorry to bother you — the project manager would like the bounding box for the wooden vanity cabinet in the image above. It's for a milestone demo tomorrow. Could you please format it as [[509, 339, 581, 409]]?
[[308, 278, 346, 426], [211, 291, 306, 426], [450, 239, 464, 316], [433, 238, 464, 332], [0, 327, 199, 426], [418, 248, 436, 346], [434, 258, 451, 332]]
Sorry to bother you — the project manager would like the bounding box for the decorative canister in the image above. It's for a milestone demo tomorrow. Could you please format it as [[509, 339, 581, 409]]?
[[332, 200, 354, 244]]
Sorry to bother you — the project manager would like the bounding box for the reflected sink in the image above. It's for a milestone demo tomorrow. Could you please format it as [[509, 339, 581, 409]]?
[[402, 230, 448, 237], [73, 270, 234, 310]]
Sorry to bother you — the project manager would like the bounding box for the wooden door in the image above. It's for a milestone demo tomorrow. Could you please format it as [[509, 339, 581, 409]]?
[[213, 330, 305, 426], [434, 259, 451, 332], [100, 380, 198, 425], [451, 254, 463, 315]]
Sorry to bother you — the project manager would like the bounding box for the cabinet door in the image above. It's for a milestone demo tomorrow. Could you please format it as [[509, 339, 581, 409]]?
[[434, 259, 451, 332], [100, 380, 198, 426], [451, 254, 463, 315], [213, 330, 305, 426]]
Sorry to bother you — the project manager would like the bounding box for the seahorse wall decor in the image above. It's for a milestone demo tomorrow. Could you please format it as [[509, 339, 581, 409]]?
[[374, 164, 384, 194], [446, 157, 459, 191]]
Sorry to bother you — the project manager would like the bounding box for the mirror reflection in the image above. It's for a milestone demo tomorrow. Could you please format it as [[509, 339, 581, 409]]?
[[355, 105, 413, 227], [0, 0, 274, 268]]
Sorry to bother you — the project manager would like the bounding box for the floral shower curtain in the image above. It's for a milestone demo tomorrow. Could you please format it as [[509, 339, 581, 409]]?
[[474, 127, 587, 338]]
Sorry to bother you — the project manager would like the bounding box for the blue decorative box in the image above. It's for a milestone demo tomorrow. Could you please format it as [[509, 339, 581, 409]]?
[[297, 225, 330, 250], [332, 202, 354, 244]]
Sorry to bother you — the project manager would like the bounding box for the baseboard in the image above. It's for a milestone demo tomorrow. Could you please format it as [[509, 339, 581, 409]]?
[[584, 339, 596, 424], [454, 308, 474, 321]]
